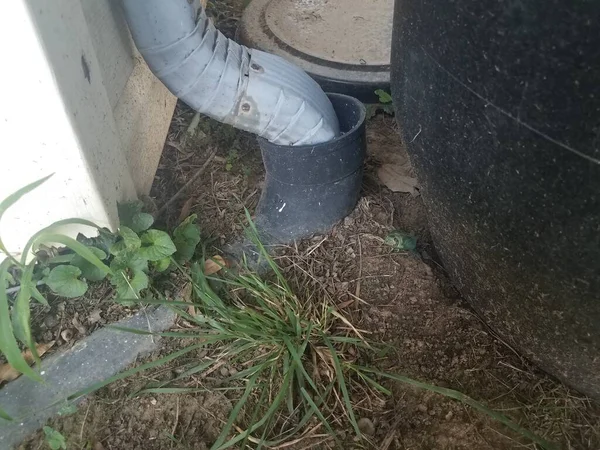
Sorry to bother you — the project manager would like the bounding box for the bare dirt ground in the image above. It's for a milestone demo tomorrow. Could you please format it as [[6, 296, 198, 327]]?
[[16, 1, 600, 449]]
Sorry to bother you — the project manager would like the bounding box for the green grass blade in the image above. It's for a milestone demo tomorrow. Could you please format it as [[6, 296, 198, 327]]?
[[106, 325, 227, 340], [136, 386, 247, 395], [217, 363, 294, 450], [352, 369, 392, 396], [0, 174, 53, 265], [31, 285, 49, 306], [12, 262, 38, 365], [0, 260, 42, 382], [243, 209, 291, 293], [33, 234, 111, 276], [211, 371, 262, 450], [67, 344, 204, 401], [260, 381, 336, 447], [114, 298, 197, 309], [282, 335, 318, 394], [20, 218, 103, 265], [323, 335, 360, 437], [328, 336, 379, 349], [219, 361, 274, 384], [0, 405, 13, 421], [244, 366, 273, 450], [358, 367, 557, 450], [129, 360, 219, 397], [300, 387, 339, 445]]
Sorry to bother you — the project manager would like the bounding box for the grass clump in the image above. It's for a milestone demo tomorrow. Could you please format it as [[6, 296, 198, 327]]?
[[83, 216, 556, 450], [117, 224, 375, 449]]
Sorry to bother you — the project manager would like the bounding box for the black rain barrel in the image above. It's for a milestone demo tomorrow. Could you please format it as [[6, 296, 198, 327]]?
[[391, 0, 600, 398]]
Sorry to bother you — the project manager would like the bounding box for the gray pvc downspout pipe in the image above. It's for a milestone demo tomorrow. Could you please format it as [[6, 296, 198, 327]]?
[[121, 0, 340, 145]]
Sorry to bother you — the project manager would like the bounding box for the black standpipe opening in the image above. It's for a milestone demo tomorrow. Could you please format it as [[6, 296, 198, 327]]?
[[254, 93, 367, 243]]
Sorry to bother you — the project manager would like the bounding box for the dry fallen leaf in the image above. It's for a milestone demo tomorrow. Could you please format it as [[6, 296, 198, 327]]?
[[177, 197, 195, 224], [377, 164, 419, 194], [177, 282, 196, 316], [204, 255, 227, 275], [0, 341, 55, 383], [336, 299, 356, 310]]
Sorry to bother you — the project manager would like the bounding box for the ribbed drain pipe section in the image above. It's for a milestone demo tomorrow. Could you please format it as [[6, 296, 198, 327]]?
[[121, 0, 340, 145]]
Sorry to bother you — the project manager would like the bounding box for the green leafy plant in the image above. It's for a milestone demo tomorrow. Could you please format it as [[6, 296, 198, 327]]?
[[43, 426, 67, 450], [367, 89, 395, 118], [0, 176, 111, 399], [0, 177, 201, 398]]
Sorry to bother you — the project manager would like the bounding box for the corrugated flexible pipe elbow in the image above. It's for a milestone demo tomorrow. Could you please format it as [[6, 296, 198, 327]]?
[[121, 0, 340, 145]]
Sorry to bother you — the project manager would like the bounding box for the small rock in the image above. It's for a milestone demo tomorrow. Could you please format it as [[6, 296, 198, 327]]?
[[88, 309, 103, 324], [357, 417, 375, 435], [445, 411, 453, 421], [220, 367, 229, 377], [60, 329, 74, 343], [72, 313, 87, 335], [149, 398, 157, 405], [42, 331, 54, 343], [43, 315, 59, 329], [417, 404, 428, 413]]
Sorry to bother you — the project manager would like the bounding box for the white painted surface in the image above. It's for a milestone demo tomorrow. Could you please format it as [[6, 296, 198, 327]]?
[[0, 0, 175, 260]]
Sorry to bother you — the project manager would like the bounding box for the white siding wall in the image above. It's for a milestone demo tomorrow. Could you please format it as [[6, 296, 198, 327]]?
[[0, 0, 175, 260]]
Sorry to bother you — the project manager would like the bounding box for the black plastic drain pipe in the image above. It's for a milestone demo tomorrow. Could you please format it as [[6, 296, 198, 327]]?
[[254, 93, 367, 243]]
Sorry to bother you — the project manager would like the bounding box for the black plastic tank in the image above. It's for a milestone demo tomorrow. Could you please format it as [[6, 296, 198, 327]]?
[[391, 0, 600, 398]]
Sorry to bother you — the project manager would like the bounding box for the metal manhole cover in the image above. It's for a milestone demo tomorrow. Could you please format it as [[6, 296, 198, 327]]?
[[238, 0, 393, 102]]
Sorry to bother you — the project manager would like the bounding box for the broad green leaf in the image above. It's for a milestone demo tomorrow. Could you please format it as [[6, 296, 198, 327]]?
[[47, 265, 88, 298], [110, 226, 141, 255], [71, 247, 107, 282], [110, 251, 148, 273], [34, 234, 111, 277], [118, 200, 154, 232], [76, 227, 117, 256], [375, 89, 393, 104], [0, 174, 53, 264], [43, 426, 67, 450], [117, 201, 143, 226], [112, 269, 148, 299], [173, 214, 201, 262], [11, 263, 37, 362], [153, 257, 171, 273], [139, 229, 176, 261], [0, 405, 12, 421], [57, 402, 78, 416], [130, 213, 154, 233], [0, 260, 41, 382]]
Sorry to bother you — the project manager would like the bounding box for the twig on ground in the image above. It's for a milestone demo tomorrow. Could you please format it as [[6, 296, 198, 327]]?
[[156, 148, 217, 219], [79, 401, 92, 440]]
